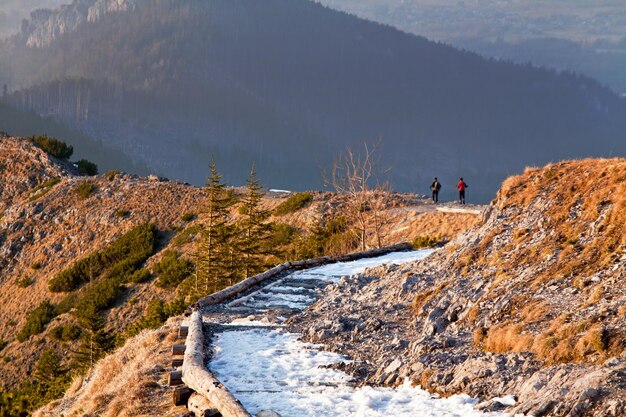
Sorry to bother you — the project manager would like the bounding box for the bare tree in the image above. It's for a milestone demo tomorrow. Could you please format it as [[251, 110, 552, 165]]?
[[328, 143, 392, 251]]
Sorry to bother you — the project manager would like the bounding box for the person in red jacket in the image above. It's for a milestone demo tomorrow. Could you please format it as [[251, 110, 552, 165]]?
[[457, 177, 468, 204]]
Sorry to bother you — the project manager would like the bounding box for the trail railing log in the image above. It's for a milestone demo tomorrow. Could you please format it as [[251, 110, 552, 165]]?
[[194, 242, 411, 309], [176, 242, 414, 417]]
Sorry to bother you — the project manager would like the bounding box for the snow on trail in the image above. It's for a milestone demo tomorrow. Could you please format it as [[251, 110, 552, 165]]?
[[209, 250, 518, 417]]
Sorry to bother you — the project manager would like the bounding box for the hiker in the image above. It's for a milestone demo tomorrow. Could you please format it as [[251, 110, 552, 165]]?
[[457, 177, 468, 204], [430, 177, 441, 203]]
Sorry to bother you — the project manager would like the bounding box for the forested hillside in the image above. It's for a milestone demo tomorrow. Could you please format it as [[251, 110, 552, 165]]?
[[1, 0, 626, 200]]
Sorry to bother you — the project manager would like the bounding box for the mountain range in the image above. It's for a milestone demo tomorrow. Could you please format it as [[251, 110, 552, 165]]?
[[1, 0, 626, 201]]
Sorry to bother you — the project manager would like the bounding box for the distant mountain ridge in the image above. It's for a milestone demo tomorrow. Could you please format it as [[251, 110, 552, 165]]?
[[1, 0, 626, 201]]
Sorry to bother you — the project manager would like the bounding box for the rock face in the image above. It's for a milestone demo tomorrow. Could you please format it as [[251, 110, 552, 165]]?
[[21, 0, 142, 48], [291, 159, 626, 417]]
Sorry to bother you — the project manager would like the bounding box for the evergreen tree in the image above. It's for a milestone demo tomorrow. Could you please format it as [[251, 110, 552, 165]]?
[[195, 158, 236, 296], [72, 305, 113, 370], [34, 350, 65, 386], [237, 164, 273, 278]]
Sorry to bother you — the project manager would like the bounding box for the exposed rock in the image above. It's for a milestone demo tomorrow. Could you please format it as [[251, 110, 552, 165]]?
[[292, 160, 626, 416], [256, 410, 282, 417]]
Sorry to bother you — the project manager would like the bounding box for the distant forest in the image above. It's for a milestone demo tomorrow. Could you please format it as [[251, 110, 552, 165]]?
[[1, 0, 625, 201]]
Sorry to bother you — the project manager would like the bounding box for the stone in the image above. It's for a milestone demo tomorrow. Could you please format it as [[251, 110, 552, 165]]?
[[256, 411, 282, 417], [384, 372, 398, 385], [384, 358, 403, 374], [578, 387, 599, 402]]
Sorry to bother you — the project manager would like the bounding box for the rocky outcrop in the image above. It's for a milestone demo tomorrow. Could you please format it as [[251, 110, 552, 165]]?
[[21, 0, 142, 48], [291, 159, 626, 417]]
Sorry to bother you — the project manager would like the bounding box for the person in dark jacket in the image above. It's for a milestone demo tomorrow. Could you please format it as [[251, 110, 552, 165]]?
[[457, 177, 468, 204], [430, 177, 441, 203]]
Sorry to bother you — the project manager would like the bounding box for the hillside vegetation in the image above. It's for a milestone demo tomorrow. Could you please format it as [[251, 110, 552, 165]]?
[[456, 160, 626, 363], [0, 136, 478, 415]]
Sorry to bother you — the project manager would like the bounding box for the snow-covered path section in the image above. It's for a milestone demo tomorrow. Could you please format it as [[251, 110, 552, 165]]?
[[208, 251, 516, 417]]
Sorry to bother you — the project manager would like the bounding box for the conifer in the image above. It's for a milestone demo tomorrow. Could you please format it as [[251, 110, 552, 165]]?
[[237, 164, 273, 278], [72, 305, 113, 370], [195, 158, 235, 295]]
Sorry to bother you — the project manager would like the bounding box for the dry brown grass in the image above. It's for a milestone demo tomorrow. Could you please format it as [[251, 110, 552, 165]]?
[[465, 305, 480, 324], [532, 319, 608, 364], [386, 210, 480, 248], [477, 159, 626, 286], [482, 322, 534, 354], [479, 314, 616, 365], [472, 327, 487, 348], [418, 368, 434, 390], [453, 159, 626, 364], [412, 282, 448, 316], [34, 318, 185, 417]]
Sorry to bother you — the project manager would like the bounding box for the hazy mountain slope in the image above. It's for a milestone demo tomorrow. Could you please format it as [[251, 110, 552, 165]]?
[[0, 101, 150, 176], [319, 0, 626, 94], [2, 0, 626, 200]]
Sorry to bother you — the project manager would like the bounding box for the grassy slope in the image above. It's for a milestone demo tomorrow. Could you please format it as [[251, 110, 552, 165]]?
[[0, 137, 480, 407], [438, 159, 626, 364]]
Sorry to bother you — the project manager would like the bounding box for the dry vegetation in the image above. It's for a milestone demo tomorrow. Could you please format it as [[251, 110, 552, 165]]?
[[34, 318, 186, 417], [0, 136, 482, 414], [445, 159, 626, 364], [494, 160, 626, 284]]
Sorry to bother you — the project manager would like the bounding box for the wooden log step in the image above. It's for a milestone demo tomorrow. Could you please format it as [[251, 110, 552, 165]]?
[[172, 358, 184, 367], [183, 312, 251, 417], [172, 344, 186, 355], [169, 370, 183, 386], [188, 392, 222, 417], [178, 326, 189, 339], [173, 385, 194, 406]]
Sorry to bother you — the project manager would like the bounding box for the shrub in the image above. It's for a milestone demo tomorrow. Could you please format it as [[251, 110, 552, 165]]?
[[181, 212, 196, 222], [412, 235, 443, 249], [73, 280, 123, 318], [30, 135, 73, 159], [296, 215, 350, 259], [76, 159, 98, 176], [267, 223, 297, 248], [273, 192, 313, 216], [28, 177, 61, 202], [55, 293, 78, 315], [49, 223, 158, 292], [31, 262, 42, 270], [17, 301, 57, 342], [124, 296, 187, 338], [75, 180, 95, 200], [0, 340, 7, 352], [114, 209, 130, 218], [49, 323, 82, 342], [153, 251, 193, 288], [17, 276, 33, 288], [172, 224, 201, 247], [105, 169, 120, 181], [128, 268, 151, 284]]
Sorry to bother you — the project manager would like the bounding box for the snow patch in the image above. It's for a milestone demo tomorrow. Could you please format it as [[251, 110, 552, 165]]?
[[210, 328, 516, 417], [301, 249, 434, 281]]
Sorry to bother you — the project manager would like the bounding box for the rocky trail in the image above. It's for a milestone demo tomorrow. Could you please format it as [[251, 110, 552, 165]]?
[[199, 251, 518, 417]]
